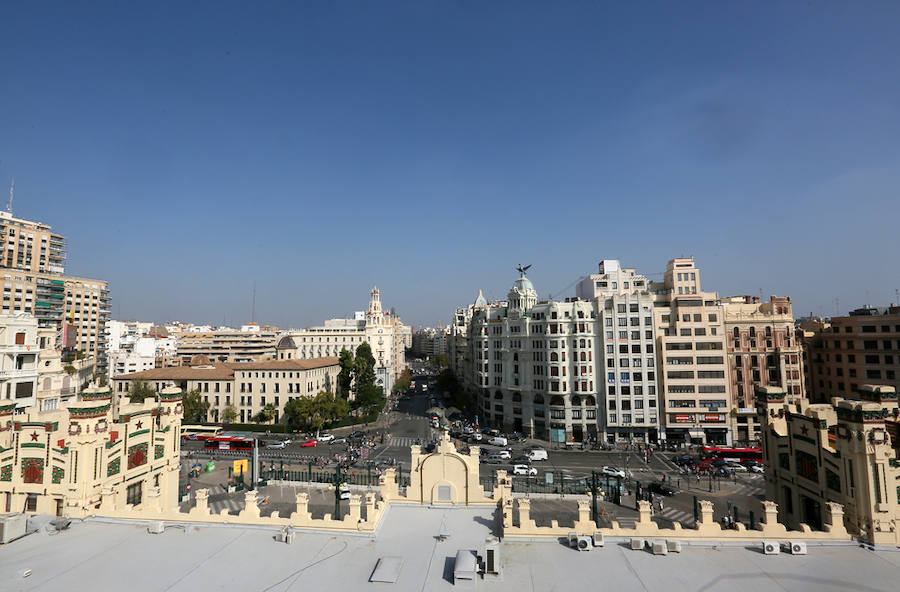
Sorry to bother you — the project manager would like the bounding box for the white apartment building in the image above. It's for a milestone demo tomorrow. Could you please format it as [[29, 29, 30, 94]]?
[[277, 288, 408, 393], [0, 313, 39, 412], [463, 262, 659, 444]]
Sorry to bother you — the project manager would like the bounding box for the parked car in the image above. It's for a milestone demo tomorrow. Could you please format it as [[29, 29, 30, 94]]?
[[601, 466, 626, 479], [480, 454, 504, 464], [300, 439, 317, 448], [267, 441, 286, 449], [487, 436, 508, 447], [648, 482, 677, 496], [526, 448, 548, 461], [512, 464, 538, 476], [318, 434, 335, 442]]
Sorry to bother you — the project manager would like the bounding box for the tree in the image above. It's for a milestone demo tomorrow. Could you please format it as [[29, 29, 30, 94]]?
[[393, 368, 411, 395], [182, 389, 211, 423], [128, 380, 157, 404], [437, 368, 472, 412], [221, 404, 238, 424], [337, 348, 355, 398], [432, 354, 450, 370], [283, 392, 348, 434], [252, 403, 277, 424], [354, 342, 377, 398]]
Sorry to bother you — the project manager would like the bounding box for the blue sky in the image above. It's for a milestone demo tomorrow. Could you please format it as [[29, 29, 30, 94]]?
[[2, 2, 898, 328]]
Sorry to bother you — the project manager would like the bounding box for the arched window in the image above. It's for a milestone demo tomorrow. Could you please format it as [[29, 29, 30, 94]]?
[[513, 353, 518, 361], [494, 390, 503, 399], [571, 396, 582, 406], [584, 396, 596, 406], [749, 327, 756, 337], [579, 339, 585, 348], [550, 352, 559, 362], [580, 352, 586, 361], [765, 326, 772, 336], [733, 327, 740, 338], [512, 393, 522, 402], [550, 395, 565, 406], [534, 394, 544, 404]]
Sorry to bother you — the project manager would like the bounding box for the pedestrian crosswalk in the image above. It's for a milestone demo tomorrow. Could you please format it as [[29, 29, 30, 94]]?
[[389, 437, 419, 448], [658, 506, 695, 526], [208, 495, 245, 515]]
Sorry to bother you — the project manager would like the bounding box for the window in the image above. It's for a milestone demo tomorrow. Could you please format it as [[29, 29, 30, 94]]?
[[127, 482, 143, 506]]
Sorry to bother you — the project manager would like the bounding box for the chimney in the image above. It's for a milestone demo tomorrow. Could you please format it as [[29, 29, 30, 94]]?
[[745, 296, 751, 304], [752, 296, 760, 304]]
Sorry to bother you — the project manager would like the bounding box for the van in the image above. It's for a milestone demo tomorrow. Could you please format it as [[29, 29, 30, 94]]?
[[487, 436, 508, 447], [481, 453, 504, 464], [527, 448, 548, 461]]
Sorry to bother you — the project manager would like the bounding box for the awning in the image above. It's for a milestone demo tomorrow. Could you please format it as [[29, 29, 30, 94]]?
[[688, 430, 705, 438]]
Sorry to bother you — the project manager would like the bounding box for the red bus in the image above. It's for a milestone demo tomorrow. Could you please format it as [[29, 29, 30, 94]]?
[[204, 436, 254, 451], [700, 446, 762, 463]]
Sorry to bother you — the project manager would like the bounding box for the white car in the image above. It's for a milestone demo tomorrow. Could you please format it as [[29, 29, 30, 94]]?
[[512, 464, 538, 476], [496, 450, 511, 459], [601, 466, 626, 479], [267, 441, 286, 449], [728, 463, 748, 472], [338, 484, 352, 500], [487, 436, 508, 447], [749, 464, 764, 474], [317, 434, 335, 442]]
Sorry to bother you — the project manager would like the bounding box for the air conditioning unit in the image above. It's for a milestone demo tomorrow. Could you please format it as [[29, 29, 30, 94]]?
[[568, 532, 579, 548], [630, 538, 645, 551], [651, 541, 668, 555], [762, 541, 780, 555], [0, 514, 27, 544], [576, 536, 592, 551], [789, 541, 807, 555], [592, 532, 605, 547], [666, 540, 682, 553], [147, 521, 165, 534]]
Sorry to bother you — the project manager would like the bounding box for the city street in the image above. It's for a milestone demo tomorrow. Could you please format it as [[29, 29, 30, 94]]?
[[179, 372, 764, 528]]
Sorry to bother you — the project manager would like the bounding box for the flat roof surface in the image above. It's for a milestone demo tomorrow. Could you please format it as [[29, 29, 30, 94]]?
[[2, 506, 898, 592]]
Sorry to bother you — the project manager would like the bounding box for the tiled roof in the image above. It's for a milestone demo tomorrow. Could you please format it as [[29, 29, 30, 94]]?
[[231, 357, 339, 370]]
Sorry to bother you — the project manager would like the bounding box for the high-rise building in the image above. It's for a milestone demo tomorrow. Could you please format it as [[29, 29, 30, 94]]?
[[804, 305, 900, 403], [276, 288, 409, 393], [722, 294, 804, 443], [0, 211, 110, 372], [460, 261, 658, 444], [651, 258, 732, 445]]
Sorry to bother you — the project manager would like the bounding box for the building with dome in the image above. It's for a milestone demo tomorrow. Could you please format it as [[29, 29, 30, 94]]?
[[460, 261, 660, 444], [275, 288, 409, 393]]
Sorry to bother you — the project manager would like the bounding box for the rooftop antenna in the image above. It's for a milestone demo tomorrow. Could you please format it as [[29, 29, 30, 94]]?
[[7, 178, 13, 214]]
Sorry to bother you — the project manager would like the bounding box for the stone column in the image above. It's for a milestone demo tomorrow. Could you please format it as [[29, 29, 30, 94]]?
[[193, 489, 210, 516], [637, 500, 653, 524], [825, 502, 848, 536], [700, 500, 716, 526], [517, 498, 532, 529], [577, 498, 592, 525], [292, 492, 310, 523], [380, 468, 398, 502], [240, 490, 260, 519], [348, 494, 362, 522]]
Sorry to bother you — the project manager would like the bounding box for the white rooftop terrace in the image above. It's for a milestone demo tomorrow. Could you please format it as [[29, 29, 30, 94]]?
[[2, 506, 898, 591]]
